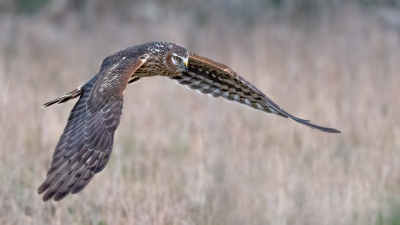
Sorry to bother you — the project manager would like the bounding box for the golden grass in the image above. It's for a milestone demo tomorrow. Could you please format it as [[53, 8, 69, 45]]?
[[0, 6, 400, 225]]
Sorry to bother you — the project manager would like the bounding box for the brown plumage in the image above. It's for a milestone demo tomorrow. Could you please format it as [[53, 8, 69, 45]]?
[[39, 42, 340, 202]]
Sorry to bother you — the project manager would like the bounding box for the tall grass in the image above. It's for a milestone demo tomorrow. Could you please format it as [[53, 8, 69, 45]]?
[[0, 4, 399, 225]]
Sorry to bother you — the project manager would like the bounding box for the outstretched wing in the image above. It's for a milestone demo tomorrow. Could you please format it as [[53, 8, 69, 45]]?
[[171, 52, 340, 133], [38, 55, 147, 201]]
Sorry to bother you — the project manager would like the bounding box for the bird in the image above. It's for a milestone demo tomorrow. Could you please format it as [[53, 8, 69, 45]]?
[[38, 42, 340, 202]]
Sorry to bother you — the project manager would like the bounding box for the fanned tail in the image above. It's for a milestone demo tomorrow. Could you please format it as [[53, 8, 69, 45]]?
[[42, 87, 82, 108]]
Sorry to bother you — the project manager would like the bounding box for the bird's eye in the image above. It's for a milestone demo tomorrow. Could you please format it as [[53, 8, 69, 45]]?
[[174, 56, 181, 62]]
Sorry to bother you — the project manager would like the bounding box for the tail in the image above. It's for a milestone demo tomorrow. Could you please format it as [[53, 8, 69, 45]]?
[[42, 87, 83, 108]]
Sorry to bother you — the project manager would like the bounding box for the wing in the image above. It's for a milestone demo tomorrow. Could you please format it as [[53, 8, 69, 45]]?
[[38, 56, 147, 201], [171, 52, 340, 133]]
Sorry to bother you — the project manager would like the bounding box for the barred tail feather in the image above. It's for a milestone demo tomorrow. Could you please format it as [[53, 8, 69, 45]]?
[[42, 87, 82, 108]]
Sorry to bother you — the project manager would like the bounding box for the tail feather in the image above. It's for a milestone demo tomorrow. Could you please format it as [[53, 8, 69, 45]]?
[[42, 87, 82, 108]]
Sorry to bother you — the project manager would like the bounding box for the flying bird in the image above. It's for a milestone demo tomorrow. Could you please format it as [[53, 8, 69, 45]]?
[[38, 42, 340, 201]]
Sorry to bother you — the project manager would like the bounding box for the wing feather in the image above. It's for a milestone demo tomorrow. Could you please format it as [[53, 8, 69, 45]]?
[[38, 54, 147, 201], [171, 52, 340, 133]]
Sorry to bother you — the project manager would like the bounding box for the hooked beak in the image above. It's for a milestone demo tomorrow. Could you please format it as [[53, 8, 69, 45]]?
[[184, 61, 188, 72]]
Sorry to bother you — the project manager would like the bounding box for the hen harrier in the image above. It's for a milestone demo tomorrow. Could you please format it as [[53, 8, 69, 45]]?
[[38, 42, 340, 201]]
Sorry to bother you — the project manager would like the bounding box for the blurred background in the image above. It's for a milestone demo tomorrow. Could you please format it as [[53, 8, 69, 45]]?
[[0, 0, 400, 224]]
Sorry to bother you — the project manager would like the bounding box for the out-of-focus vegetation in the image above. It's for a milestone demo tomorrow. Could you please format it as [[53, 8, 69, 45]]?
[[1, 0, 400, 224], [3, 0, 400, 16]]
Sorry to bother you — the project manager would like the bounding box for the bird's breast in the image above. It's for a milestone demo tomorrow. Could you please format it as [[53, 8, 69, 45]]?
[[133, 58, 172, 77]]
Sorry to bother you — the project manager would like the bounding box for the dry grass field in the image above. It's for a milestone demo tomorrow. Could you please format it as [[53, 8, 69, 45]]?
[[0, 2, 400, 225]]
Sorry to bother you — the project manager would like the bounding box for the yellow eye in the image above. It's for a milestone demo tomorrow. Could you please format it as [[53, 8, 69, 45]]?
[[174, 56, 181, 62]]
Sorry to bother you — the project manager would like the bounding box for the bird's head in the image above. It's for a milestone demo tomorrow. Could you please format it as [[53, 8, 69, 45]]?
[[164, 44, 189, 74]]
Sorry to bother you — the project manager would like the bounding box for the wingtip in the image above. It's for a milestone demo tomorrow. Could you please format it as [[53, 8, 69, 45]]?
[[301, 120, 341, 134], [320, 127, 341, 134], [42, 195, 51, 202], [37, 183, 48, 195], [288, 115, 341, 134]]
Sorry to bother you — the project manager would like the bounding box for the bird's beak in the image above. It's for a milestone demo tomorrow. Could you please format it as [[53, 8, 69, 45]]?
[[184, 61, 188, 72]]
